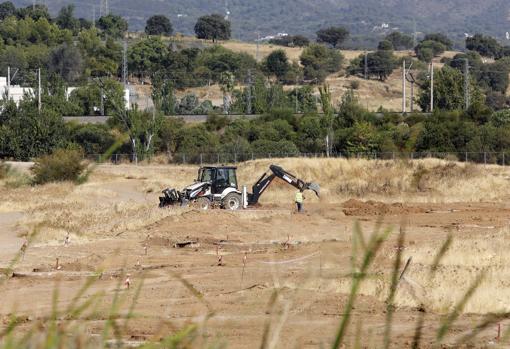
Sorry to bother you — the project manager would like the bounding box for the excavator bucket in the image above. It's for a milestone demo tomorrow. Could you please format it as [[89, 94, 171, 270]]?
[[307, 182, 321, 198]]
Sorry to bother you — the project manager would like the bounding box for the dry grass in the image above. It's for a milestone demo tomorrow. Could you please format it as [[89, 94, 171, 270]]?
[[130, 36, 464, 112], [237, 158, 510, 204], [393, 227, 510, 314], [3, 158, 510, 347], [2, 158, 509, 244]]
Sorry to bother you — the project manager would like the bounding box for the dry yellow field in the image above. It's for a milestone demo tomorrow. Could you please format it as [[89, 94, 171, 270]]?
[[2, 158, 510, 347], [176, 39, 459, 112], [131, 36, 464, 112]]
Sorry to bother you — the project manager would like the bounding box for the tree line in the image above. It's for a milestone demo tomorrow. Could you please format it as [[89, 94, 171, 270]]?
[[1, 1, 510, 164]]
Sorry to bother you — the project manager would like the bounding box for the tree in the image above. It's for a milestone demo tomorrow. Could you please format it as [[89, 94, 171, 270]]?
[[415, 40, 446, 62], [343, 121, 381, 154], [78, 28, 121, 77], [316, 26, 349, 48], [111, 106, 163, 161], [264, 50, 290, 80], [0, 97, 68, 161], [448, 51, 483, 72], [68, 124, 115, 155], [423, 33, 453, 49], [269, 35, 309, 47], [0, 1, 15, 20], [297, 115, 326, 152], [70, 79, 124, 115], [56, 4, 80, 33], [198, 45, 257, 82], [377, 40, 394, 51], [418, 66, 484, 111], [152, 72, 177, 115], [220, 71, 235, 114], [466, 34, 502, 58], [357, 49, 397, 81], [49, 43, 83, 83], [194, 14, 231, 42], [17, 4, 50, 21], [292, 35, 310, 47], [175, 124, 219, 154], [477, 60, 510, 94], [251, 139, 298, 155], [97, 14, 128, 38], [319, 84, 334, 156], [385, 32, 414, 50], [336, 89, 370, 127], [491, 110, 510, 127], [300, 44, 343, 82], [128, 36, 168, 78], [158, 117, 184, 154], [145, 15, 173, 36]]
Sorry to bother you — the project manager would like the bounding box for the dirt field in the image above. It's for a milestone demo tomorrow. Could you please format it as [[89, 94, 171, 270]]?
[[2, 159, 510, 347]]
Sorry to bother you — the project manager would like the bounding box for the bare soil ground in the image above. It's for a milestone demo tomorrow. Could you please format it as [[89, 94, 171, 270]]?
[[2, 159, 510, 347]]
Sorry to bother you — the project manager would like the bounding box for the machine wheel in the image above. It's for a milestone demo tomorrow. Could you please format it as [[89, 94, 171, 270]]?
[[223, 193, 242, 211], [193, 197, 211, 210]]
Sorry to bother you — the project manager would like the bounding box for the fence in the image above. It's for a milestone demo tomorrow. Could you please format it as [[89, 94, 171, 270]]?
[[83, 151, 510, 166]]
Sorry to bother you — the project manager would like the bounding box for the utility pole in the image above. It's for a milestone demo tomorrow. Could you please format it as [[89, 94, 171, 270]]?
[[92, 5, 96, 27], [406, 72, 416, 113], [402, 60, 407, 113], [100, 0, 109, 17], [413, 18, 417, 49], [100, 88, 105, 116], [7, 66, 10, 100], [464, 58, 470, 110], [410, 76, 415, 113], [295, 76, 299, 113], [430, 62, 434, 112], [255, 32, 260, 62], [122, 39, 128, 86], [364, 52, 368, 79], [246, 69, 252, 114], [38, 68, 41, 112]]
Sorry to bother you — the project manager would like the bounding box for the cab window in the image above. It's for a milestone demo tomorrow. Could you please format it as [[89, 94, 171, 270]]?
[[216, 168, 229, 187], [228, 169, 238, 188], [200, 169, 213, 182]]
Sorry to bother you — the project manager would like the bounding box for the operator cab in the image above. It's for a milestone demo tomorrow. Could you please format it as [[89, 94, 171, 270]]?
[[198, 166, 238, 195]]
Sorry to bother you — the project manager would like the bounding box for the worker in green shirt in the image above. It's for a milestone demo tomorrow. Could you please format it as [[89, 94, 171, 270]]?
[[295, 189, 305, 213]]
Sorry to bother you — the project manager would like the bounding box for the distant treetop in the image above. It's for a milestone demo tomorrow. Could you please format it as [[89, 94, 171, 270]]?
[[145, 15, 173, 36], [316, 26, 349, 48], [194, 14, 231, 42]]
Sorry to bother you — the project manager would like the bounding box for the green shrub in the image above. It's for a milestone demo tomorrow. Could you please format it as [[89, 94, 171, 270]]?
[[0, 162, 32, 188], [251, 139, 299, 155], [0, 161, 10, 179], [32, 148, 86, 185], [350, 80, 360, 90]]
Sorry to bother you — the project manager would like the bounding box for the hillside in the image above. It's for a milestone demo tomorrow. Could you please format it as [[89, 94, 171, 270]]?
[[16, 0, 510, 44], [170, 39, 459, 112]]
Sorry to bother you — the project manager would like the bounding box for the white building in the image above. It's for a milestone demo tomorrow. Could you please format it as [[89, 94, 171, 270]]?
[[0, 77, 130, 112], [0, 77, 35, 105]]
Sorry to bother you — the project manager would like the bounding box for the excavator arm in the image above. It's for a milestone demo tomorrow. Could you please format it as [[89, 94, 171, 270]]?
[[247, 165, 320, 205]]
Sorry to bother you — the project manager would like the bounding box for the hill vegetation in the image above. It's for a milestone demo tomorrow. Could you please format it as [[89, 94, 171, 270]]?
[[19, 0, 510, 44], [0, 1, 510, 165]]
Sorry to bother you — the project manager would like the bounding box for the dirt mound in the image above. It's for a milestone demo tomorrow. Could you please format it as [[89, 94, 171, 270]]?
[[342, 199, 426, 216]]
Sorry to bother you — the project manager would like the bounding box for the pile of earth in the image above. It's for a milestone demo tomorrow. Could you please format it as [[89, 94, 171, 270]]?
[[342, 199, 426, 216]]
